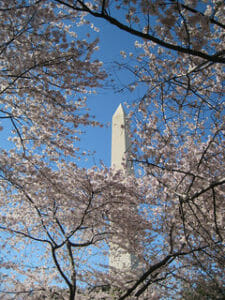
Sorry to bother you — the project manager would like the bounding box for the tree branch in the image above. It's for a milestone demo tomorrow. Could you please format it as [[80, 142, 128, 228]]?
[[55, 0, 225, 64], [119, 244, 219, 299]]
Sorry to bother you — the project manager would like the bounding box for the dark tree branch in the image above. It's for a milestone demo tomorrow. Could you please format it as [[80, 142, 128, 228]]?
[[119, 244, 219, 299], [119, 255, 175, 300], [212, 187, 223, 241], [0, 225, 51, 245], [54, 0, 225, 64], [170, 0, 225, 30], [184, 177, 225, 203], [0, 174, 57, 246], [51, 247, 72, 289]]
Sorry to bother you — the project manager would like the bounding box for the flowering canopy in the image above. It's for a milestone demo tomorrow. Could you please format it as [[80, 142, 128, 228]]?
[[0, 1, 224, 299]]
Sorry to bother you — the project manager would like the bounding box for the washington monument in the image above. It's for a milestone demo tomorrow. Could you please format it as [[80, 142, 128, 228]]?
[[109, 103, 135, 271]]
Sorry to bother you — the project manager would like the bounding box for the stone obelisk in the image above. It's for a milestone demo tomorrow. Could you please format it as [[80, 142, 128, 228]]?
[[109, 103, 134, 271]]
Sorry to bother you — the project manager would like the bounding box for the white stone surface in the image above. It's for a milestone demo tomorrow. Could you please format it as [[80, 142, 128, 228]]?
[[109, 103, 134, 271], [111, 103, 130, 170]]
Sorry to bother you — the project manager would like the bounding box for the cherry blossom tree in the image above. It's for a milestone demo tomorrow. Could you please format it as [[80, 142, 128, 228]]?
[[52, 0, 224, 298], [0, 1, 224, 299], [181, 275, 225, 300], [0, 1, 108, 299], [49, 1, 224, 298]]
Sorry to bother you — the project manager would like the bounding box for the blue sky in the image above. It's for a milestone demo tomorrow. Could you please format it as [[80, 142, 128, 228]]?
[[0, 14, 143, 170], [0, 17, 141, 281], [77, 17, 142, 168]]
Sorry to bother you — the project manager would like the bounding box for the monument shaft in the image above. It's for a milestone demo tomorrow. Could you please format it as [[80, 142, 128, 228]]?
[[109, 104, 133, 271], [111, 104, 130, 170]]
